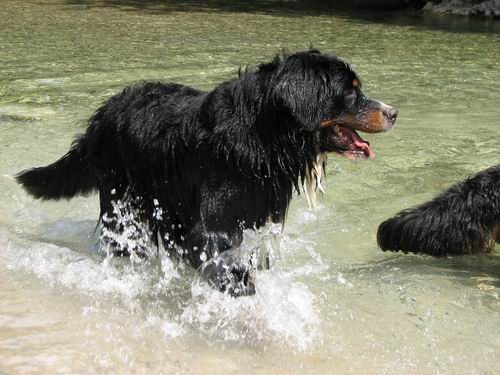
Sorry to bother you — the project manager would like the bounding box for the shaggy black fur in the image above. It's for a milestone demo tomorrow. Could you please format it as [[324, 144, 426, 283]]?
[[378, 165, 500, 256], [17, 50, 397, 296]]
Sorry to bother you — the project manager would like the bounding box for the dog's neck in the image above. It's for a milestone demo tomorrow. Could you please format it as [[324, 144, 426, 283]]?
[[204, 76, 326, 217]]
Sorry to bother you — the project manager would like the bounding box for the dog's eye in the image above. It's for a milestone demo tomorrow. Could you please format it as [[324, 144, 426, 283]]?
[[343, 89, 357, 107]]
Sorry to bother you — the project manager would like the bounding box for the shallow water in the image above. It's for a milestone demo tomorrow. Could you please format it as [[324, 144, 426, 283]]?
[[1, 1, 500, 373]]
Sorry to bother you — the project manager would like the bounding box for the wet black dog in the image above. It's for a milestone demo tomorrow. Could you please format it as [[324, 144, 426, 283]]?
[[378, 165, 500, 256], [17, 50, 397, 296]]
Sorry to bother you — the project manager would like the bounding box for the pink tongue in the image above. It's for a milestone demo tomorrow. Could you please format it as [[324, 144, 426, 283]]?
[[342, 127, 375, 158], [354, 140, 375, 158]]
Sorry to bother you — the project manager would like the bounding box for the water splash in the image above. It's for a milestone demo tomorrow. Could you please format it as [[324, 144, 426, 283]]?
[[182, 226, 324, 350], [0, 219, 328, 351], [100, 196, 157, 260]]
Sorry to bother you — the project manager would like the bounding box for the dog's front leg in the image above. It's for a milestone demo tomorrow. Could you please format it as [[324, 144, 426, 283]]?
[[199, 250, 256, 297], [186, 176, 255, 297], [186, 222, 255, 297]]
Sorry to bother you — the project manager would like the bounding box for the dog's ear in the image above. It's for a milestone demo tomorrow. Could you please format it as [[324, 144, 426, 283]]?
[[271, 73, 328, 131]]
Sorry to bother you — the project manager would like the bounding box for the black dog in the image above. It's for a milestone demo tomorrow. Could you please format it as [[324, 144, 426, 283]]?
[[378, 165, 500, 256], [16, 50, 397, 296]]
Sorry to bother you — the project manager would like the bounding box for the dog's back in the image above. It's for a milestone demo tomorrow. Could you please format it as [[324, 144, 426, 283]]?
[[16, 82, 206, 201]]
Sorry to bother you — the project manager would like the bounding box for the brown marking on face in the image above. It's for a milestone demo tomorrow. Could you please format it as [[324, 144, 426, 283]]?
[[341, 114, 356, 128], [322, 109, 391, 134], [361, 111, 387, 133], [320, 119, 339, 128], [352, 79, 360, 87]]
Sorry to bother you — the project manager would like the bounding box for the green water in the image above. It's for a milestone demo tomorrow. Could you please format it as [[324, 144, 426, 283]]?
[[1, 1, 499, 373]]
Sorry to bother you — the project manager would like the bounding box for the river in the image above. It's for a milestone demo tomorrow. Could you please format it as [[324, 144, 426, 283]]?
[[1, 1, 499, 373]]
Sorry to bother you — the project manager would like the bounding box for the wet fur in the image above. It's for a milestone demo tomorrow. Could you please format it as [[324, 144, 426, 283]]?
[[17, 50, 380, 295], [378, 165, 500, 256]]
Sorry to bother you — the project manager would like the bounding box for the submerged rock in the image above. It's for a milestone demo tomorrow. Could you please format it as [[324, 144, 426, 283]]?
[[424, 0, 500, 17]]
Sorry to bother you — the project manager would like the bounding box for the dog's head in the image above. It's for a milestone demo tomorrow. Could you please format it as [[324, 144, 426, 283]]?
[[264, 50, 397, 159]]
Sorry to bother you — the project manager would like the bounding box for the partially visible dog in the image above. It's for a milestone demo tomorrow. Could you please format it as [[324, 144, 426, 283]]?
[[16, 50, 397, 296], [378, 165, 500, 256]]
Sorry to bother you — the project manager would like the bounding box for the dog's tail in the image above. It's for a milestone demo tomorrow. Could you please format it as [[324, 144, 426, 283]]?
[[377, 206, 445, 255], [377, 166, 500, 256], [377, 203, 491, 256], [16, 136, 96, 200]]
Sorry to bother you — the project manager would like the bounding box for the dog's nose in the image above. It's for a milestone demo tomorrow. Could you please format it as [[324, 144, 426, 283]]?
[[383, 107, 398, 123]]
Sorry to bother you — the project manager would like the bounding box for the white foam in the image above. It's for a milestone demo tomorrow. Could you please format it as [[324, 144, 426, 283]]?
[[181, 227, 325, 350], [0, 219, 328, 350], [182, 271, 320, 350]]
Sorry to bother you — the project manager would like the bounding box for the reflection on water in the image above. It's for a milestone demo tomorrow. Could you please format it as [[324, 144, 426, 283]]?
[[0, 0, 499, 373]]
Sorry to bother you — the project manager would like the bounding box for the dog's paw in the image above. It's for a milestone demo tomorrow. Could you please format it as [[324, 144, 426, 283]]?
[[222, 262, 256, 297], [200, 258, 256, 297]]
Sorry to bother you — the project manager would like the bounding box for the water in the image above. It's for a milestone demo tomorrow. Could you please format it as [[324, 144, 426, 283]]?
[[1, 1, 500, 373]]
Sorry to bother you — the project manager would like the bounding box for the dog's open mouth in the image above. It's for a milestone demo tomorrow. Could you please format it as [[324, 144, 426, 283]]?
[[334, 125, 374, 159], [320, 124, 375, 160]]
